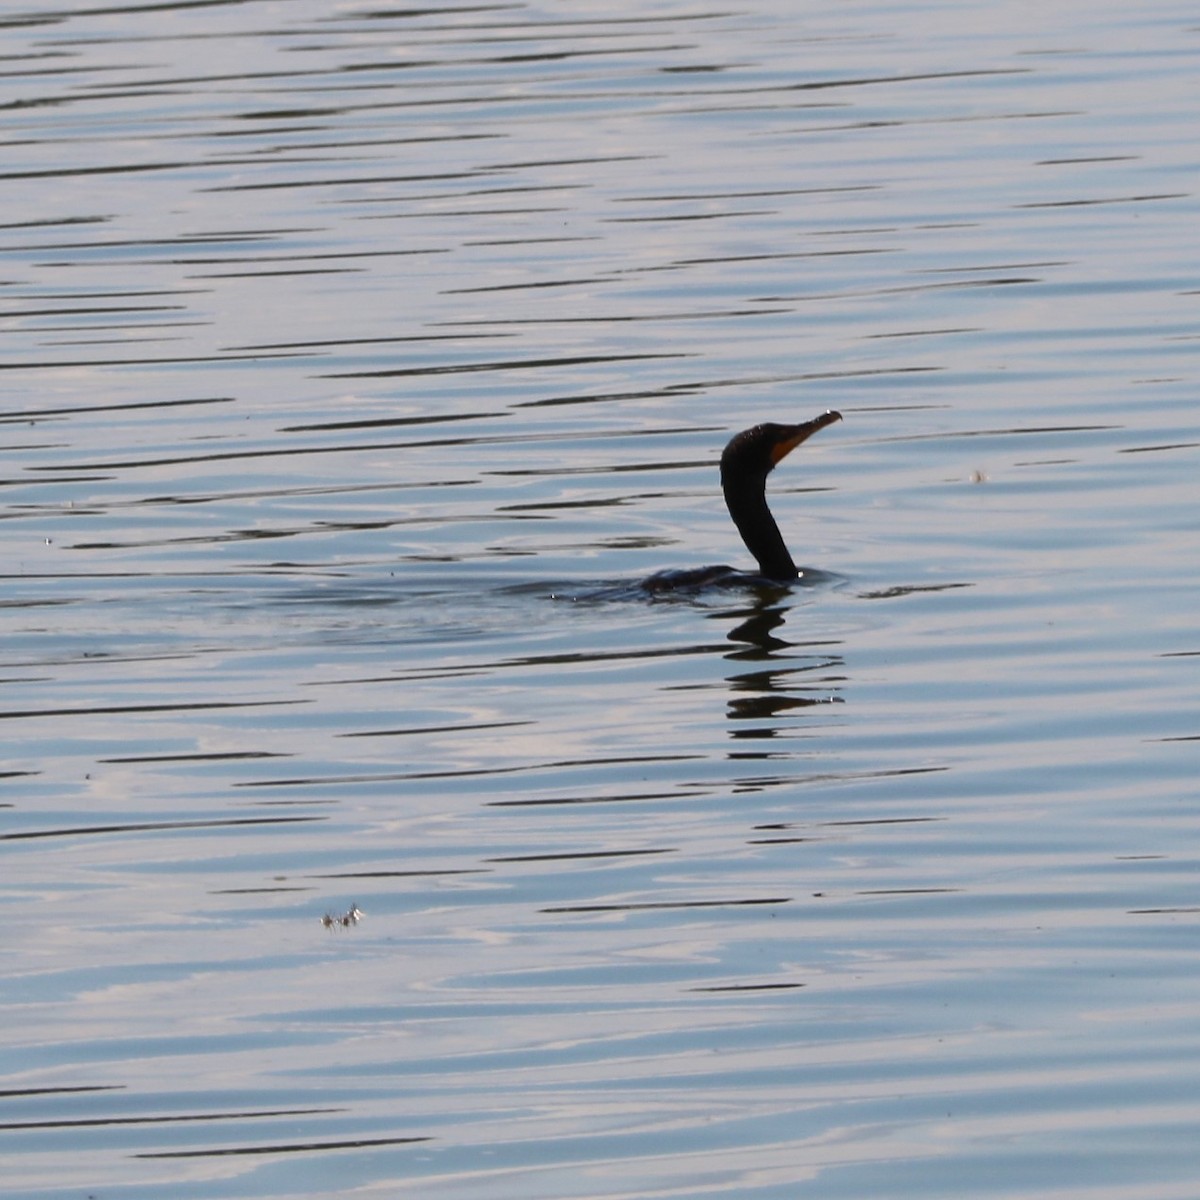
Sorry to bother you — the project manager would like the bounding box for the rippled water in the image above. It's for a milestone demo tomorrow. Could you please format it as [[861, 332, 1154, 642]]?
[[3, 1, 1199, 1196]]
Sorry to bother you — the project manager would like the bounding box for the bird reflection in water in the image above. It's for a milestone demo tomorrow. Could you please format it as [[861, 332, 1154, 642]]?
[[724, 602, 844, 737]]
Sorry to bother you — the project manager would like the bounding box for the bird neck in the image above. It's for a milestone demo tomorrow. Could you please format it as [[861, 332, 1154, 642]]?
[[723, 474, 798, 580]]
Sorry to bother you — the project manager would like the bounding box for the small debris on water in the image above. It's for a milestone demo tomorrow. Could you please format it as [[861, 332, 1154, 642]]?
[[321, 903, 363, 930]]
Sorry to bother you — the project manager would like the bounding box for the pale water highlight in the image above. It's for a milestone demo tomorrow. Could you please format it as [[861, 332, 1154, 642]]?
[[2, 1, 1199, 1197]]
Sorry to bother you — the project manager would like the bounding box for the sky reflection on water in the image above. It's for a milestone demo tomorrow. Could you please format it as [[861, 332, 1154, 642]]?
[[2, 1, 1199, 1197]]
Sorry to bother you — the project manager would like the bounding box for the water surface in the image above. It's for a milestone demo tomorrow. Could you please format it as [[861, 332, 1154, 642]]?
[[2, 1, 1199, 1197]]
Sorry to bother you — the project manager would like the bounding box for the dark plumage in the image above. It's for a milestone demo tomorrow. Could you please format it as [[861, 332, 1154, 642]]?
[[635, 411, 840, 594], [720, 411, 841, 580]]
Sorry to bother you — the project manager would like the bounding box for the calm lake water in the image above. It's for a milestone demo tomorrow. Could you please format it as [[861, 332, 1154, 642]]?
[[3, 1, 1199, 1196]]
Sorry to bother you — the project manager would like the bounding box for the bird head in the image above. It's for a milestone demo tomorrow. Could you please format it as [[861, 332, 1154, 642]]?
[[721, 411, 842, 483]]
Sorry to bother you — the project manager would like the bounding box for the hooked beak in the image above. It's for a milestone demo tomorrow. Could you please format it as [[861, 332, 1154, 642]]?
[[769, 410, 842, 465]]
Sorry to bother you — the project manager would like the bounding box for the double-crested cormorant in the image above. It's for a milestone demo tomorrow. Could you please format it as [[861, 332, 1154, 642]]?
[[720, 410, 841, 580], [640, 410, 841, 593]]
